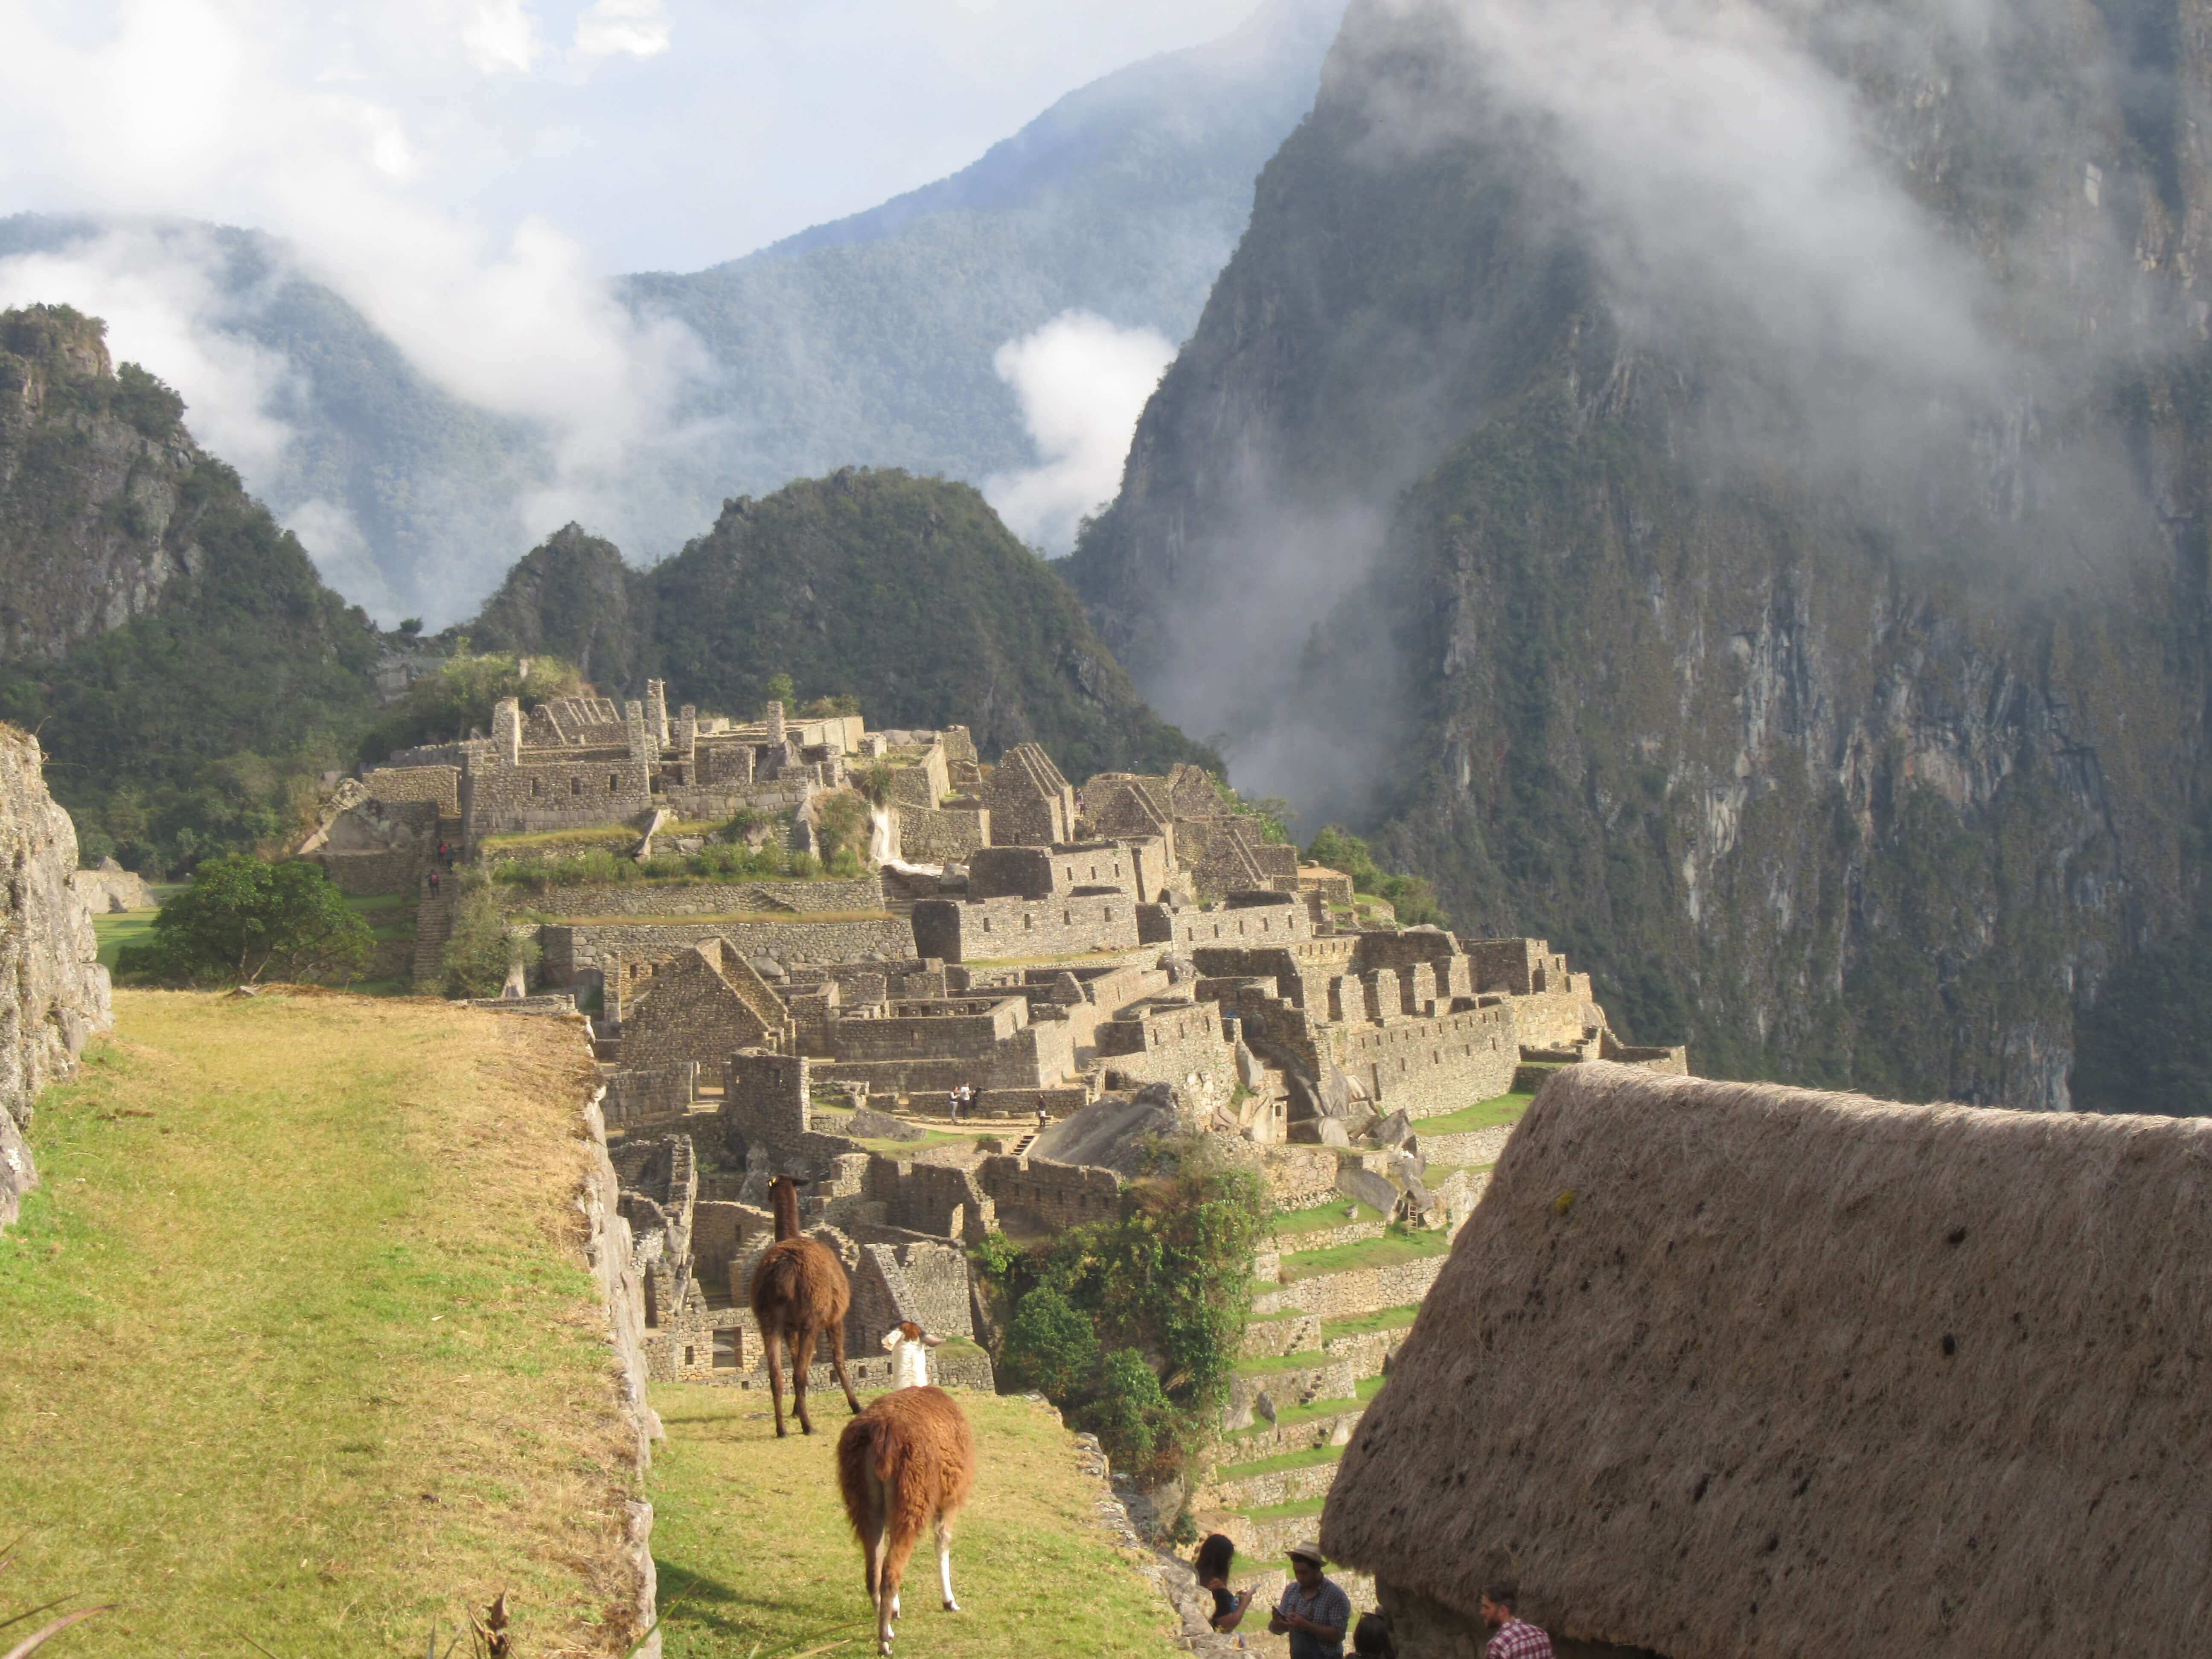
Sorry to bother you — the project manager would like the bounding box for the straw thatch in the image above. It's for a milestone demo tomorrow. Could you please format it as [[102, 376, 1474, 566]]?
[[1320, 1061, 2212, 1657]]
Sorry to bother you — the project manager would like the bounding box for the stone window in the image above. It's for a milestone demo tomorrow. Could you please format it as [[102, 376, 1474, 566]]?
[[532, 777, 544, 797], [572, 778, 584, 796], [608, 773, 620, 793], [683, 1345, 696, 1367], [1023, 914, 1033, 931], [713, 1328, 740, 1368]]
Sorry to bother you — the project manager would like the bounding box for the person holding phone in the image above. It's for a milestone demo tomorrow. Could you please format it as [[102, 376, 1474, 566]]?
[[1193, 1534, 1254, 1634], [1270, 1543, 1350, 1659]]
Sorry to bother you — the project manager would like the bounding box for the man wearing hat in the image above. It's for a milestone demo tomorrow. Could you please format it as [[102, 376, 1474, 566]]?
[[1269, 1543, 1351, 1659]]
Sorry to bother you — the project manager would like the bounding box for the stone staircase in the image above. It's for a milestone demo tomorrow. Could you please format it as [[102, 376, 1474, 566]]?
[[409, 875, 456, 989]]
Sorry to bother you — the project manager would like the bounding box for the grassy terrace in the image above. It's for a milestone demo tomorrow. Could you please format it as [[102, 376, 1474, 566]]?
[[530, 909, 894, 926], [649, 1385, 1173, 1658], [1275, 1226, 1455, 1283], [1270, 1197, 1385, 1236], [1241, 1496, 1328, 1524], [1412, 1089, 1535, 1138], [1227, 1377, 1387, 1444], [806, 1105, 968, 1155], [1214, 1443, 1344, 1482], [1320, 1304, 1421, 1341], [0, 990, 644, 1656], [478, 822, 722, 855]]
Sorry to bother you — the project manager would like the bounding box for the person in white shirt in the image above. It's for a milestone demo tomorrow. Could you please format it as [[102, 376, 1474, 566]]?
[[881, 1320, 946, 1390]]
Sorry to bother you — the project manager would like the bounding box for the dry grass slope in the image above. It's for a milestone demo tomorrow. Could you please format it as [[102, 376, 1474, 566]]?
[[0, 990, 645, 1656]]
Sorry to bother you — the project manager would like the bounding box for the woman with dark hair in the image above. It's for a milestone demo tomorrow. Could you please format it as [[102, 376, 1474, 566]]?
[[1353, 1610, 1397, 1658], [1194, 1533, 1253, 1633]]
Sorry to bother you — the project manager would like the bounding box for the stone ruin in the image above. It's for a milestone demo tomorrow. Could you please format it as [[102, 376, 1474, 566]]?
[[327, 680, 1689, 1397]]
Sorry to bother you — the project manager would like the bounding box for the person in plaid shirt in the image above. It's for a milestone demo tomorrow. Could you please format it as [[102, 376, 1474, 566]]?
[[1481, 1582, 1553, 1659]]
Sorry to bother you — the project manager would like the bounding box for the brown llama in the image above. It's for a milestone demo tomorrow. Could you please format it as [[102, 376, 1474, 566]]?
[[746, 1174, 861, 1436], [837, 1384, 976, 1656]]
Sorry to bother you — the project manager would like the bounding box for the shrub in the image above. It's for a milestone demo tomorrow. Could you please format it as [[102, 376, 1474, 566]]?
[[999, 1286, 1099, 1399], [439, 882, 540, 998], [1305, 824, 1447, 926], [1086, 1348, 1179, 1475], [116, 856, 373, 986]]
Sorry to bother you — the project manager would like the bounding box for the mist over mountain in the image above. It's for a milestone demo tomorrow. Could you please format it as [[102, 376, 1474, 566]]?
[[0, 0, 1342, 627], [1070, 0, 2212, 1109]]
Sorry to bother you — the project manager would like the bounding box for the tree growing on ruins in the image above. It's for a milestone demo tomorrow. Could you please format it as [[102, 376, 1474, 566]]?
[[980, 1135, 1270, 1479], [117, 856, 373, 986], [439, 882, 541, 998], [357, 650, 585, 763], [1305, 824, 1447, 926]]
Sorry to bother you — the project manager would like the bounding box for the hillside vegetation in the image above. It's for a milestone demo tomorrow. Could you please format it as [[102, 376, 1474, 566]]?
[[467, 470, 1218, 780], [0, 990, 649, 1655], [0, 304, 382, 872]]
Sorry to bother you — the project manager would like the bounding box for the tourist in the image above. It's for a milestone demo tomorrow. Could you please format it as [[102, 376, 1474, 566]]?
[[427, 869, 441, 897], [1479, 1582, 1552, 1659], [946, 1085, 963, 1123], [1269, 1544, 1350, 1659], [1193, 1534, 1253, 1635], [1035, 1100, 1049, 1136], [1352, 1612, 1396, 1659]]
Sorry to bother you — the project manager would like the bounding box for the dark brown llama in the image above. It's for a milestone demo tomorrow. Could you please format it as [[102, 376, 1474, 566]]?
[[837, 1384, 976, 1656], [746, 1174, 861, 1436]]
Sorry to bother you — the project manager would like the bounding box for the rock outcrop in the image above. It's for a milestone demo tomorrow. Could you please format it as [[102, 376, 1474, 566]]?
[[1, 723, 113, 1229]]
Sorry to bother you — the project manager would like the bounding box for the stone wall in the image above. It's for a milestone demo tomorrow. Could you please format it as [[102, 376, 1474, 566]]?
[[505, 877, 885, 917], [896, 805, 990, 863], [1330, 1004, 1519, 1118], [911, 892, 1140, 963], [1, 725, 114, 1232], [540, 917, 918, 981], [1162, 901, 1313, 951], [977, 1154, 1123, 1233], [1250, 1254, 1448, 1320], [605, 1064, 699, 1127], [362, 764, 461, 815], [862, 1155, 995, 1243]]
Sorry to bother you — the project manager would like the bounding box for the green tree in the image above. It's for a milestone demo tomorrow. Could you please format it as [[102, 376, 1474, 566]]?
[[1086, 1348, 1179, 1474], [1305, 824, 1447, 926], [764, 672, 797, 710], [999, 1286, 1101, 1399], [118, 856, 373, 985], [439, 882, 541, 999]]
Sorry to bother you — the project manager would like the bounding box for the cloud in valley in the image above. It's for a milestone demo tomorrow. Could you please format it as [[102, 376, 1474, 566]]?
[[984, 311, 1175, 554]]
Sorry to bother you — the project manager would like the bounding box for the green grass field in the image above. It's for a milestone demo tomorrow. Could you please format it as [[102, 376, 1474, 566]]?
[[1407, 1090, 1534, 1138], [1275, 1228, 1455, 1283], [1318, 1304, 1421, 1342], [1225, 1377, 1386, 1446], [0, 990, 646, 1656], [1269, 1198, 1385, 1236], [1213, 1442, 1344, 1483], [648, 1385, 1175, 1659]]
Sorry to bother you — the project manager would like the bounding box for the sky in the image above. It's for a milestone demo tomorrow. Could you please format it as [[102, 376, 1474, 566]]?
[[0, 0, 1270, 275]]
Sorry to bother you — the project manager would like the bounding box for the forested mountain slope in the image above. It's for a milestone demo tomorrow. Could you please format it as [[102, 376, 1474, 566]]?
[[1070, 0, 2212, 1109], [0, 304, 381, 869], [468, 470, 1216, 781]]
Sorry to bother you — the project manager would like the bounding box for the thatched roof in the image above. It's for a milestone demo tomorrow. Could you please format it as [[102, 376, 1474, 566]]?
[[1321, 1062, 2212, 1656]]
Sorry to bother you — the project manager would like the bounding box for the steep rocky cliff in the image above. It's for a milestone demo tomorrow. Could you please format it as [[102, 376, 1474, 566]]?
[[1, 722, 112, 1230], [468, 470, 1218, 780], [0, 303, 381, 870], [1070, 0, 2212, 1107]]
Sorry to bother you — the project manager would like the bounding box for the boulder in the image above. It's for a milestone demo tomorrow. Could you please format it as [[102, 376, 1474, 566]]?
[[1337, 1162, 1400, 1214], [849, 1106, 926, 1142], [1373, 1108, 1416, 1149], [1234, 1041, 1267, 1091], [1316, 1118, 1353, 1149]]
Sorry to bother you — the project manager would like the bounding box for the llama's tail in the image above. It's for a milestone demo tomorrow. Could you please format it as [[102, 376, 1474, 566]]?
[[838, 1412, 894, 1538]]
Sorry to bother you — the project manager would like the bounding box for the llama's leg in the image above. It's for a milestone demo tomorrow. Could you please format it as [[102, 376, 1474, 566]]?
[[829, 1318, 862, 1415], [879, 1518, 918, 1654], [860, 1472, 886, 1601], [763, 1327, 788, 1438], [937, 1511, 959, 1612], [792, 1320, 815, 1435]]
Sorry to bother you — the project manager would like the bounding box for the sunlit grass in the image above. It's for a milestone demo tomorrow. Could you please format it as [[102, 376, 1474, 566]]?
[[1275, 1228, 1453, 1284], [0, 990, 644, 1656], [648, 1385, 1174, 1659], [1408, 1090, 1534, 1138]]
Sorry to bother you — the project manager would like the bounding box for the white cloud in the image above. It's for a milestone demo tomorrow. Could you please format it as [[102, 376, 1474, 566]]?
[[464, 0, 544, 75], [0, 0, 707, 615], [0, 229, 298, 480], [574, 0, 671, 61], [984, 311, 1174, 553]]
